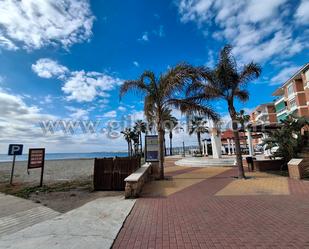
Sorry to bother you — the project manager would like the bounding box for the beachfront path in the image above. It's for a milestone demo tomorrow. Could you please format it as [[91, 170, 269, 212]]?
[[113, 160, 309, 249], [0, 196, 135, 249]]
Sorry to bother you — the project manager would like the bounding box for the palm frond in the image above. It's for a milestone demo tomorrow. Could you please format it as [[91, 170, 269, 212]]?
[[119, 80, 148, 99], [160, 63, 199, 99], [169, 98, 220, 122], [234, 89, 249, 102], [186, 81, 205, 96], [239, 62, 262, 85], [140, 71, 156, 84]]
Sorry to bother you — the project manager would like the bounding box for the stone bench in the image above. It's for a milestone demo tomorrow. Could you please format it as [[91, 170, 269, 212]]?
[[124, 163, 152, 198]]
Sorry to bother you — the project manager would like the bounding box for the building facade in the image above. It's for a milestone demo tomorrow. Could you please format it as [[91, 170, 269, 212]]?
[[250, 103, 278, 124], [273, 63, 309, 121]]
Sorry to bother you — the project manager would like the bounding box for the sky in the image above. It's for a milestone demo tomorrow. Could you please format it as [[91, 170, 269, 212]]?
[[0, 0, 308, 153]]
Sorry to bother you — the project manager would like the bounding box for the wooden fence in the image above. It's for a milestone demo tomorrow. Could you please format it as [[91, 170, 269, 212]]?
[[93, 157, 141, 191]]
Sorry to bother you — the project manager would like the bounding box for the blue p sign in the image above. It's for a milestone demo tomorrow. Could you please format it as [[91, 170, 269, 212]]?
[[8, 144, 23, 156]]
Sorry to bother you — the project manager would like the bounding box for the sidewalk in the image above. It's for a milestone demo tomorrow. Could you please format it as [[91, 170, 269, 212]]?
[[0, 196, 136, 249], [113, 162, 309, 249], [0, 193, 60, 237]]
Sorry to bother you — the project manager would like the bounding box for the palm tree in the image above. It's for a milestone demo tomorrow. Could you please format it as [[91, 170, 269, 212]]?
[[186, 45, 261, 178], [165, 115, 178, 156], [121, 128, 133, 157], [148, 107, 178, 156], [236, 110, 251, 154], [133, 120, 147, 155], [120, 64, 219, 179], [188, 116, 208, 154]]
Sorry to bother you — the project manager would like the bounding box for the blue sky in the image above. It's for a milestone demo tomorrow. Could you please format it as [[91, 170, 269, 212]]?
[[0, 0, 308, 153]]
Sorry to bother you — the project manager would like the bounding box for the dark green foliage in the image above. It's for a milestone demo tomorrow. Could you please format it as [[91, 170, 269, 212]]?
[[262, 115, 309, 164]]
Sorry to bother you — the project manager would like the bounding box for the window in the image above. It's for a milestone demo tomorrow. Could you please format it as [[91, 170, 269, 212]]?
[[305, 70, 309, 83], [287, 84, 294, 97], [289, 98, 297, 110]]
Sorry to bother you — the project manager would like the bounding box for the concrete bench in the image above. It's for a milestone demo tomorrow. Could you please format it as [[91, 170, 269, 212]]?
[[124, 163, 152, 198]]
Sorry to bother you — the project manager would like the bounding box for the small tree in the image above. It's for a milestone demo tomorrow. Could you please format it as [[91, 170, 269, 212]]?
[[121, 128, 133, 157], [133, 120, 147, 155], [236, 110, 251, 153], [188, 116, 208, 154], [263, 115, 309, 165]]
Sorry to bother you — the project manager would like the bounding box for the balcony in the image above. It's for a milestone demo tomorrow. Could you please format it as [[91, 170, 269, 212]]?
[[276, 107, 287, 117], [255, 112, 269, 123]]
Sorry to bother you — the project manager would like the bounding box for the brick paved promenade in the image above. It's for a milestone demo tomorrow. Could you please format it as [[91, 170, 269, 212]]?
[[113, 159, 309, 249]]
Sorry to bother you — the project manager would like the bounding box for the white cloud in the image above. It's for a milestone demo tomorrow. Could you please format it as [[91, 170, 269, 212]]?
[[32, 58, 122, 102], [138, 32, 149, 42], [118, 106, 127, 112], [133, 61, 139, 67], [0, 90, 129, 153], [0, 0, 95, 51], [32, 58, 68, 78], [66, 106, 89, 119], [176, 0, 307, 63], [153, 25, 165, 37], [102, 110, 117, 118], [295, 0, 309, 24], [62, 71, 121, 102], [270, 65, 302, 85], [0, 90, 58, 144]]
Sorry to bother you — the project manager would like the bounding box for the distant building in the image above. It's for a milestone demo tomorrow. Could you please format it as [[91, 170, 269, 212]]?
[[273, 63, 309, 121], [250, 103, 277, 124]]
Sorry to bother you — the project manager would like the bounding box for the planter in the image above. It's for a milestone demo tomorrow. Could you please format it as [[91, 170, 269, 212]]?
[[288, 159, 305, 179], [253, 159, 285, 172]]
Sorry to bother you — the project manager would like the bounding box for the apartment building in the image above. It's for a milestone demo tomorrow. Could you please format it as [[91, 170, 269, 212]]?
[[273, 63, 309, 121], [250, 103, 278, 124]]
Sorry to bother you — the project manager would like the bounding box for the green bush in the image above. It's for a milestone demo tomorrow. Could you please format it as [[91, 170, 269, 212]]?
[[262, 115, 308, 164]]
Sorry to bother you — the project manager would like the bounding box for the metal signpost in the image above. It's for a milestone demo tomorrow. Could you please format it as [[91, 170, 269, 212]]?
[[145, 135, 159, 162], [27, 148, 45, 187], [8, 144, 23, 185]]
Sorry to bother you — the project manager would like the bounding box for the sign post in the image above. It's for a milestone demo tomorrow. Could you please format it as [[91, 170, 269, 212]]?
[[8, 144, 23, 185], [145, 135, 159, 162], [27, 148, 45, 187]]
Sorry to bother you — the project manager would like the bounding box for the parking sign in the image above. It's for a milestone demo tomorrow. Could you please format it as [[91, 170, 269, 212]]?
[[8, 144, 23, 156]]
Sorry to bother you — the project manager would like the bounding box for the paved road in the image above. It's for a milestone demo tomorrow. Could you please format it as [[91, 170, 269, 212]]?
[[113, 165, 309, 249]]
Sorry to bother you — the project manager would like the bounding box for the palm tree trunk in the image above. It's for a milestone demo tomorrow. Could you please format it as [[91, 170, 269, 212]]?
[[127, 142, 130, 157], [139, 132, 143, 155], [169, 131, 173, 156], [158, 122, 165, 180], [130, 141, 133, 157], [228, 101, 245, 179], [197, 132, 202, 154], [163, 131, 167, 156]]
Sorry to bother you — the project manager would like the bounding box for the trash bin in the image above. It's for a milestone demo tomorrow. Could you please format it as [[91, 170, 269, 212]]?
[[246, 157, 256, 172]]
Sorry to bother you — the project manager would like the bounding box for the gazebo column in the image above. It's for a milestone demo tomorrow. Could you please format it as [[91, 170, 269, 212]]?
[[211, 128, 222, 159], [246, 130, 255, 156], [202, 141, 206, 155], [227, 138, 231, 155], [205, 140, 208, 156], [231, 139, 235, 155]]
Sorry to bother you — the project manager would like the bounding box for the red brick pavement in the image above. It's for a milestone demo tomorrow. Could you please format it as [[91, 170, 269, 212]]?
[[113, 168, 309, 249]]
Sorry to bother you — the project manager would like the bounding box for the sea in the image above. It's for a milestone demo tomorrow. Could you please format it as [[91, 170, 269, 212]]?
[[0, 152, 129, 162]]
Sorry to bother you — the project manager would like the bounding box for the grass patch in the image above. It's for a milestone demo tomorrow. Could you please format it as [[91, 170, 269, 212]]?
[[0, 178, 93, 199]]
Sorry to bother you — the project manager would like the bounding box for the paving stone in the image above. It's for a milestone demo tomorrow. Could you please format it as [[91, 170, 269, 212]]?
[[113, 165, 309, 249]]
